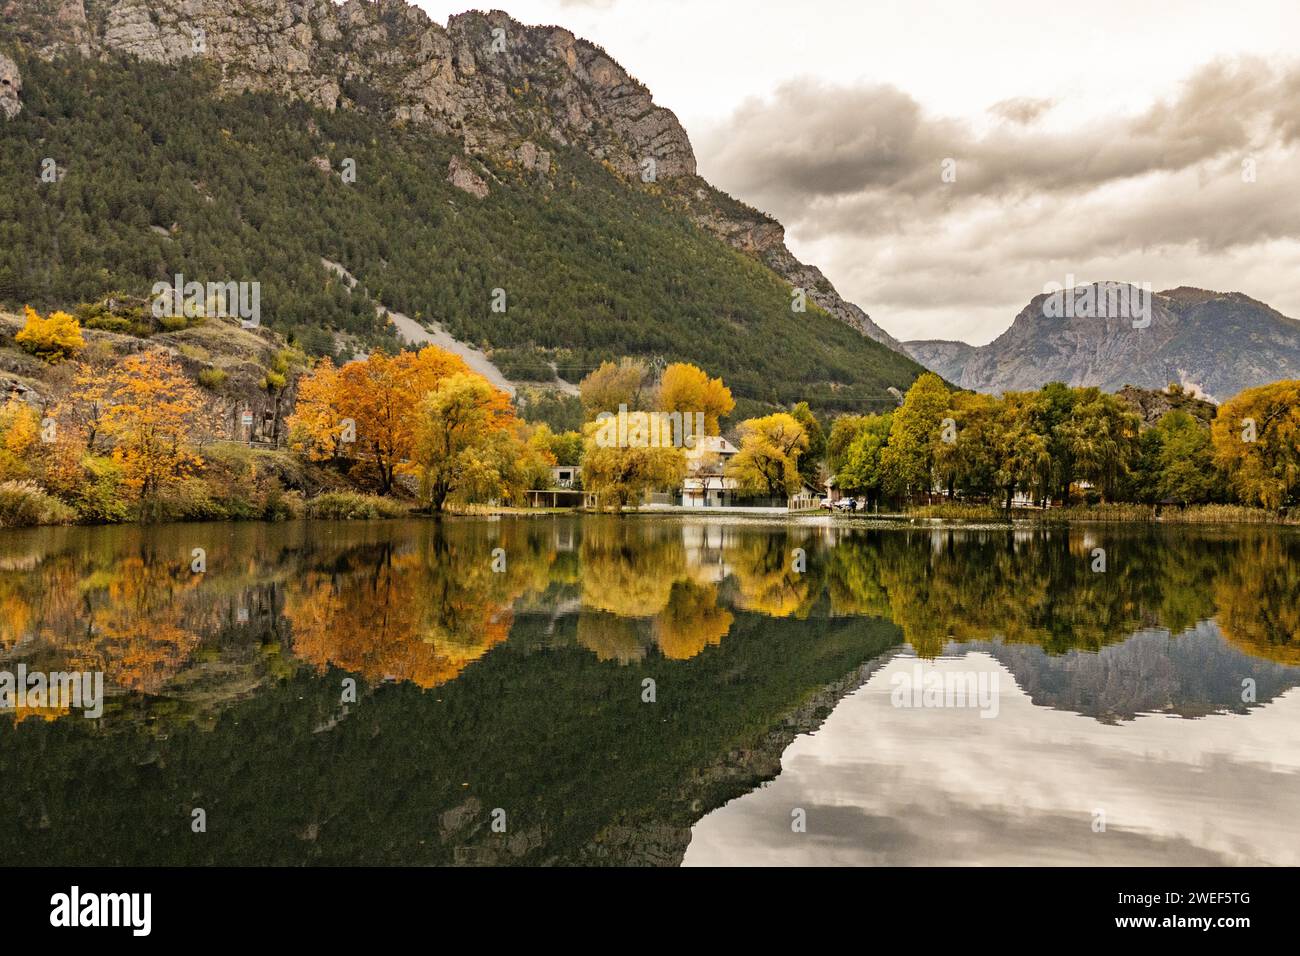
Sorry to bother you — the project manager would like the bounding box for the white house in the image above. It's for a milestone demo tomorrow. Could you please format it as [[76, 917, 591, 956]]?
[[681, 435, 739, 507]]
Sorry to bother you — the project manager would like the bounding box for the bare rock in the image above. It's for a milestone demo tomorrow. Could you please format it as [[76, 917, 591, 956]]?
[[447, 154, 488, 199], [0, 52, 20, 120]]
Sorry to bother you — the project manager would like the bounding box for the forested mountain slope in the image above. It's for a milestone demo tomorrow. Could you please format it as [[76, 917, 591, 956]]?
[[0, 2, 924, 413]]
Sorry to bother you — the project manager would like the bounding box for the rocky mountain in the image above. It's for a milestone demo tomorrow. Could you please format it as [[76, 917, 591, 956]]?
[[1114, 383, 1216, 428], [905, 283, 1300, 401], [0, 0, 902, 352]]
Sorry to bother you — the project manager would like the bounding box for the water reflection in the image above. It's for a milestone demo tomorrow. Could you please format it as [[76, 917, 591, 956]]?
[[0, 517, 1297, 864]]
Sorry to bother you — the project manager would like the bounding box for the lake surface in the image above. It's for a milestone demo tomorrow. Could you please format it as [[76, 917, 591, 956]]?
[[1, 516, 1297, 865]]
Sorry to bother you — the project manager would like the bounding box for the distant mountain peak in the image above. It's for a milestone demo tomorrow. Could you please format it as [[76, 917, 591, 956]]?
[[904, 280, 1300, 400]]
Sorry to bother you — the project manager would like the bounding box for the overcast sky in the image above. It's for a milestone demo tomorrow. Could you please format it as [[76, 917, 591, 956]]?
[[417, 1, 1300, 344]]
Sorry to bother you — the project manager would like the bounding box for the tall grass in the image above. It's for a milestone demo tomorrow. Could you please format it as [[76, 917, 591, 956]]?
[[304, 491, 408, 520], [0, 480, 76, 528]]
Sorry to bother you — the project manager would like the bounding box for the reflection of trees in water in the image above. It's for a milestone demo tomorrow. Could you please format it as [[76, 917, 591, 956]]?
[[573, 522, 821, 662], [0, 553, 211, 695], [819, 527, 1298, 665], [1214, 533, 1300, 665], [654, 581, 733, 661], [3, 520, 1299, 717], [285, 523, 556, 688], [726, 532, 820, 619]]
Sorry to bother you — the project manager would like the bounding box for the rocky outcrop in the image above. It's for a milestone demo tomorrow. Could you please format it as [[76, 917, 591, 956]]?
[[905, 283, 1300, 400], [684, 184, 902, 348], [1115, 383, 1216, 428], [9, 2, 694, 179], [3, 0, 907, 353], [447, 153, 488, 198], [0, 51, 20, 118]]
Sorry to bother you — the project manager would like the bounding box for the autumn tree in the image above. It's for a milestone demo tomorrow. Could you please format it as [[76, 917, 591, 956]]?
[[726, 412, 809, 498], [0, 399, 41, 481], [1211, 380, 1300, 509], [286, 357, 348, 462], [579, 357, 653, 419], [1035, 381, 1079, 502], [933, 391, 1000, 498], [411, 372, 529, 511], [790, 401, 826, 489], [55, 360, 115, 451], [1058, 388, 1140, 502], [528, 423, 583, 468], [288, 346, 472, 494], [656, 362, 735, 436], [96, 350, 203, 509], [827, 414, 873, 474], [993, 393, 1051, 511], [581, 421, 686, 510]]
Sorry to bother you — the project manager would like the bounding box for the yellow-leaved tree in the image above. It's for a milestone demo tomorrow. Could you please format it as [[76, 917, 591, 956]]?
[[0, 398, 41, 480], [580, 421, 686, 510], [726, 412, 809, 498], [1211, 380, 1300, 509], [411, 371, 538, 511], [656, 362, 734, 436]]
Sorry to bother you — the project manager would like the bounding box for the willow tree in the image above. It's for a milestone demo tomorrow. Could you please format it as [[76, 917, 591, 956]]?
[[881, 372, 950, 500], [727, 413, 809, 498], [1211, 380, 1300, 509]]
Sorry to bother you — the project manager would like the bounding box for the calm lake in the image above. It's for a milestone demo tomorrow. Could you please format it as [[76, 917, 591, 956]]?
[[1, 516, 1297, 866]]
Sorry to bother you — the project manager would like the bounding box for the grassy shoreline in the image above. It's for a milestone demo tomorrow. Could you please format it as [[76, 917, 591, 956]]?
[[4, 496, 1298, 530]]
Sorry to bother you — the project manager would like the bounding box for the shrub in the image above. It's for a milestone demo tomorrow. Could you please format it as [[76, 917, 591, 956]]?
[[151, 477, 231, 522], [0, 480, 76, 527], [197, 367, 228, 389], [15, 306, 85, 363], [68, 455, 131, 523], [305, 491, 407, 519], [156, 314, 193, 332], [260, 486, 303, 521]]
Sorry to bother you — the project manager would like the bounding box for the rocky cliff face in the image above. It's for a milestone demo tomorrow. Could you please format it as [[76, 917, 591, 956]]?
[[904, 283, 1300, 401], [1, 0, 900, 350], [0, 50, 19, 118]]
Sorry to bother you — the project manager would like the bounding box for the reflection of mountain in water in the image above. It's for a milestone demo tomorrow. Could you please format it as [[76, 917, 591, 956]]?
[[4, 518, 1300, 865], [958, 621, 1300, 723]]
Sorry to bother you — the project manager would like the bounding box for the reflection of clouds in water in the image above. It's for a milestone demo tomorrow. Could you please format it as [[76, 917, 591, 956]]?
[[684, 649, 1300, 866]]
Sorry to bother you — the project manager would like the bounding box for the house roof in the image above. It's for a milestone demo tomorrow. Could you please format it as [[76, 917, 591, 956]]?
[[687, 435, 738, 455]]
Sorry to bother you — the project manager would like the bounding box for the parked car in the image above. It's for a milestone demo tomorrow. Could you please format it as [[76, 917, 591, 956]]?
[[833, 497, 857, 512], [820, 497, 835, 510]]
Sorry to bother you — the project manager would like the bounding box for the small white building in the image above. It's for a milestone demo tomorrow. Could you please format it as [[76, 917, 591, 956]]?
[[681, 435, 739, 508], [551, 464, 581, 488]]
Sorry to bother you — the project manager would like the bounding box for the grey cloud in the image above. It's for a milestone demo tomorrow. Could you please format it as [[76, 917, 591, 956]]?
[[989, 96, 1055, 124], [696, 58, 1300, 342]]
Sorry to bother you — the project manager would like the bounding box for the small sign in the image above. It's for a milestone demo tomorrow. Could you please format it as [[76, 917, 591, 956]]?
[[241, 412, 254, 427]]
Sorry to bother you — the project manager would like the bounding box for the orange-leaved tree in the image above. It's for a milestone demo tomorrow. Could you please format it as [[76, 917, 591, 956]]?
[[97, 350, 203, 508], [288, 346, 474, 495]]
